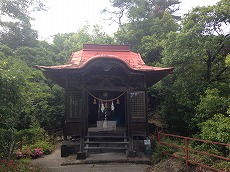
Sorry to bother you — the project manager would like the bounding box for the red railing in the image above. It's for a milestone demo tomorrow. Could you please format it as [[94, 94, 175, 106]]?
[[158, 131, 230, 172]]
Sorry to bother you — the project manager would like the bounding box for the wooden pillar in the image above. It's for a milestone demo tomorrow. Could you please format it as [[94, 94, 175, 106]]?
[[77, 89, 87, 159], [61, 90, 68, 157], [63, 90, 68, 140], [126, 89, 136, 157], [63, 72, 69, 141]]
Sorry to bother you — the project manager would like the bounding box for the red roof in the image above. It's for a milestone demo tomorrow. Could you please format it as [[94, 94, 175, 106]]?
[[36, 44, 173, 87], [37, 44, 173, 73]]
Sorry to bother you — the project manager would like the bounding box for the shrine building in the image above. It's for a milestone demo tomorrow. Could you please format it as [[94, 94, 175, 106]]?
[[36, 44, 173, 159]]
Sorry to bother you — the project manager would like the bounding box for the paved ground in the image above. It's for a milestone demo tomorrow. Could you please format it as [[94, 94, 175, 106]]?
[[32, 148, 151, 172], [44, 163, 151, 172]]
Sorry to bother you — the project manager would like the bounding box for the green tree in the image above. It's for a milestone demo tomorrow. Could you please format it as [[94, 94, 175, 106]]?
[[111, 0, 180, 65], [194, 88, 229, 124], [14, 46, 57, 67], [157, 0, 230, 134], [0, 0, 46, 49], [199, 114, 230, 143], [0, 44, 64, 130], [51, 25, 115, 64], [103, 0, 180, 30], [138, 12, 178, 64], [0, 21, 38, 49], [0, 50, 32, 129]]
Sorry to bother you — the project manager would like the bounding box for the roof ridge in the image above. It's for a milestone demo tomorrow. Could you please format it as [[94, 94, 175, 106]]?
[[83, 44, 130, 52]]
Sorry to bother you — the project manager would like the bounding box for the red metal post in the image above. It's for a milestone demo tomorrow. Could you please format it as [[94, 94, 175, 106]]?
[[185, 137, 189, 169]]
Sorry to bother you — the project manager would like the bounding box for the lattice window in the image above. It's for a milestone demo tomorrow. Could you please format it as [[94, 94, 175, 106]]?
[[68, 91, 82, 118], [130, 91, 146, 118]]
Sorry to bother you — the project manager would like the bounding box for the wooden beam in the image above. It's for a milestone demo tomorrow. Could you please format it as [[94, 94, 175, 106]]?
[[126, 89, 133, 151], [80, 89, 86, 152]]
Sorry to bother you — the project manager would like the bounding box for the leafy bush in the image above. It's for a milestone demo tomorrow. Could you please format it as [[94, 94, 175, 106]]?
[[30, 140, 54, 155], [199, 114, 230, 143], [0, 158, 46, 172], [0, 125, 55, 159], [194, 89, 227, 125], [15, 146, 43, 159], [31, 148, 44, 158], [0, 129, 15, 157], [16, 127, 47, 145]]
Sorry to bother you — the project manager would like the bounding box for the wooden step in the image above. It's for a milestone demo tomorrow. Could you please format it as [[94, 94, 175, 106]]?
[[84, 147, 127, 150], [85, 136, 128, 139], [85, 141, 129, 144]]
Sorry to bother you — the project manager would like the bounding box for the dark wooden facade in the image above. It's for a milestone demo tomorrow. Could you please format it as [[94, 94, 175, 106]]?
[[36, 44, 173, 159]]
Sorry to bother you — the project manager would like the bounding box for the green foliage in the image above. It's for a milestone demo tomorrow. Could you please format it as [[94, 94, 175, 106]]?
[[60, 25, 115, 53], [0, 21, 38, 49], [226, 54, 230, 67], [105, 0, 180, 25], [194, 89, 228, 124], [30, 140, 54, 155], [0, 52, 64, 130], [157, 0, 230, 134], [16, 127, 46, 145], [0, 158, 46, 172], [14, 46, 57, 66], [138, 12, 179, 64], [0, 129, 15, 157], [199, 114, 230, 143], [0, 0, 46, 22], [0, 55, 33, 130], [0, 0, 46, 49], [113, 0, 180, 57], [0, 121, 56, 158], [50, 25, 115, 64]]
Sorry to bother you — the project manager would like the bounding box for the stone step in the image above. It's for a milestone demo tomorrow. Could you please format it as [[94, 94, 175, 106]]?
[[85, 135, 128, 139], [87, 132, 126, 137], [85, 141, 129, 144], [84, 147, 127, 150]]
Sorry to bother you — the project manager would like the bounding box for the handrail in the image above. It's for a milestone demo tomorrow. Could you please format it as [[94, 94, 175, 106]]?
[[158, 131, 230, 172]]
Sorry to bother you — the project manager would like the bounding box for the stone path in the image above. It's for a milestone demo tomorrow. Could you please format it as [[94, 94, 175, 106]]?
[[32, 148, 151, 172]]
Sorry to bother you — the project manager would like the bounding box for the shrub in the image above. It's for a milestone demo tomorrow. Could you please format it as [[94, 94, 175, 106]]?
[[30, 140, 54, 155], [15, 147, 44, 159], [198, 114, 230, 143], [16, 127, 47, 145], [31, 148, 43, 158], [0, 158, 46, 172], [0, 129, 16, 157]]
